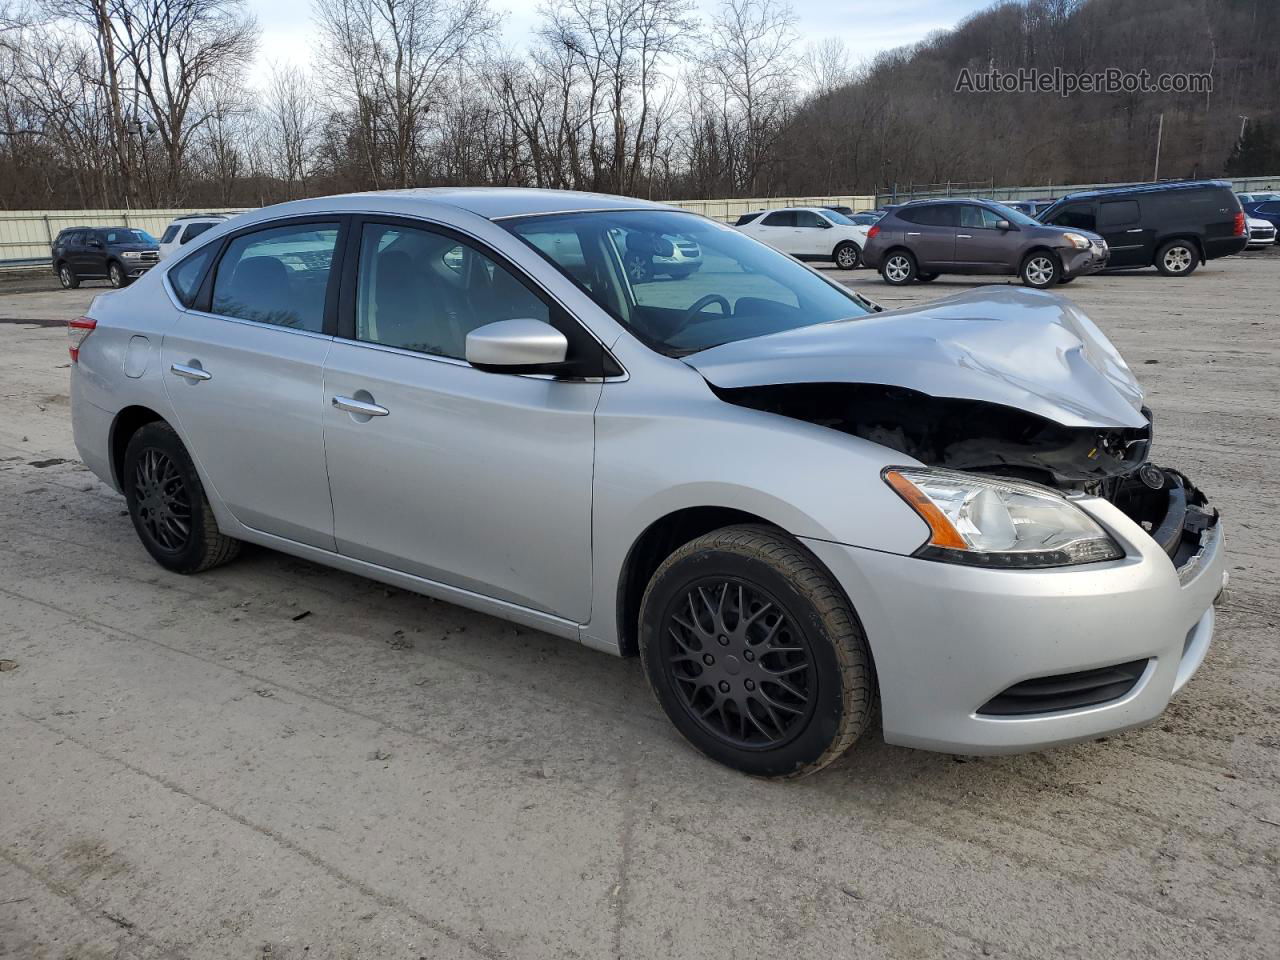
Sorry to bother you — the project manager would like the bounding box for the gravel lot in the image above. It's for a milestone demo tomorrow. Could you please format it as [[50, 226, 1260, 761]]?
[[2, 250, 1279, 959]]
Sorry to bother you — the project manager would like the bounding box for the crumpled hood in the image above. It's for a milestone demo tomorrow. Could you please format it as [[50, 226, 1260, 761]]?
[[684, 286, 1147, 429]]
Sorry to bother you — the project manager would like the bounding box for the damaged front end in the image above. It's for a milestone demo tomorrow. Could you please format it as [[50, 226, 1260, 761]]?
[[684, 286, 1219, 567]]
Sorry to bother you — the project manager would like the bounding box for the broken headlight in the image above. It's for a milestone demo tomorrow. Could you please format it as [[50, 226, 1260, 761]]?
[[884, 468, 1124, 568]]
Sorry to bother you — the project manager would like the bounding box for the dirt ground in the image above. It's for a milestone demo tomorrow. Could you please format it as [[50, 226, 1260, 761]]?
[[2, 250, 1278, 959]]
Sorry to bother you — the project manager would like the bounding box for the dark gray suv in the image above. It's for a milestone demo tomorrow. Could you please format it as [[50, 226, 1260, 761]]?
[[52, 226, 160, 289], [862, 199, 1109, 288]]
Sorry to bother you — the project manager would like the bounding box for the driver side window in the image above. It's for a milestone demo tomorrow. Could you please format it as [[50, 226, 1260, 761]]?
[[355, 223, 550, 360]]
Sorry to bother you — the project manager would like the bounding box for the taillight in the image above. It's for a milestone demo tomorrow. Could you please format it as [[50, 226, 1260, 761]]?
[[1234, 211, 1246, 236], [867, 225, 881, 239], [68, 316, 96, 362]]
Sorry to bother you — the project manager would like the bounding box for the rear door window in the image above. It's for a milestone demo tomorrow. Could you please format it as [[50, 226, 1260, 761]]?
[[211, 222, 339, 332], [761, 211, 796, 227], [908, 205, 959, 227], [161, 225, 181, 244], [169, 245, 218, 308], [794, 211, 826, 228], [181, 222, 215, 243], [1098, 200, 1140, 227]]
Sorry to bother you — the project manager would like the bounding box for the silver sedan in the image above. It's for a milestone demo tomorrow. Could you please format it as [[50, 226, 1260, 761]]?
[[69, 189, 1226, 777]]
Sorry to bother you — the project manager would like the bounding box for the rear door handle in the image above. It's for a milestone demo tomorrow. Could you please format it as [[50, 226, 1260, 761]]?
[[1126, 228, 1144, 233], [957, 234, 973, 239], [906, 231, 921, 236], [332, 395, 389, 417], [170, 362, 211, 382]]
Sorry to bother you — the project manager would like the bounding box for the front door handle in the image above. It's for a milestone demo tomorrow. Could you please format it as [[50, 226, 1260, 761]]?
[[170, 362, 211, 382], [906, 231, 921, 236], [956, 233, 973, 239], [1126, 228, 1144, 233], [332, 395, 389, 417]]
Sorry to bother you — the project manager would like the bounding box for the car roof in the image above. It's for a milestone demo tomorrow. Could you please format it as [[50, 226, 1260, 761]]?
[[171, 213, 230, 221], [211, 188, 675, 231], [1049, 179, 1234, 204]]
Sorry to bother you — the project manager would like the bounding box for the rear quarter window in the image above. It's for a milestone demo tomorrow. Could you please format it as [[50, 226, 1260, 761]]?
[[169, 245, 218, 308]]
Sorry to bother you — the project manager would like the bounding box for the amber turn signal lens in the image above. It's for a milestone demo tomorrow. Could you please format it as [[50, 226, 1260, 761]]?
[[884, 469, 968, 549]]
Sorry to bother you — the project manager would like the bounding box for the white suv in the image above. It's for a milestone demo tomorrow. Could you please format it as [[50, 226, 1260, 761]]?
[[736, 206, 871, 269], [158, 214, 232, 259]]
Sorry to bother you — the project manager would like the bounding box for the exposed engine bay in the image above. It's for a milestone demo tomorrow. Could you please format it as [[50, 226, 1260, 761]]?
[[713, 380, 1218, 565]]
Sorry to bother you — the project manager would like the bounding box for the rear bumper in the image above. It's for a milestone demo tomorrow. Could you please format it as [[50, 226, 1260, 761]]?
[[802, 479, 1225, 755], [1205, 236, 1249, 260]]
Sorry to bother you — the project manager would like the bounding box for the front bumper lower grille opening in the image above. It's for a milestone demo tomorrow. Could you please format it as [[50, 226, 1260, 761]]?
[[978, 659, 1149, 717]]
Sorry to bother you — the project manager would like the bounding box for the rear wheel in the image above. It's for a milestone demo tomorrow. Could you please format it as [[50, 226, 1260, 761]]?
[[834, 242, 861, 270], [1155, 240, 1199, 277], [1020, 251, 1060, 288], [639, 525, 874, 778], [880, 251, 917, 285], [123, 422, 241, 574], [58, 264, 79, 289], [108, 261, 128, 288]]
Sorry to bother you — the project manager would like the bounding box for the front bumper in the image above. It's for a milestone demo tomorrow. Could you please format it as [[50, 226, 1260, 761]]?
[[122, 260, 157, 278], [802, 476, 1225, 754], [1062, 243, 1109, 278]]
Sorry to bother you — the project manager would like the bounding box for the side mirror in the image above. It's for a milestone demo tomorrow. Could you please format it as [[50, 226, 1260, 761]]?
[[995, 219, 1013, 231], [466, 318, 569, 374]]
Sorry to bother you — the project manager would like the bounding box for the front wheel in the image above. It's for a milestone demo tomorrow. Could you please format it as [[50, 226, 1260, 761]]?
[[58, 264, 80, 289], [123, 422, 241, 574], [1155, 240, 1199, 277], [1020, 251, 1060, 288], [639, 525, 874, 778], [880, 251, 917, 285], [834, 242, 861, 270], [108, 261, 128, 288]]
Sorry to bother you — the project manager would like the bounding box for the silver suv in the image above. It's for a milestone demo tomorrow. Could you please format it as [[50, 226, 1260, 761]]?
[[70, 189, 1225, 777]]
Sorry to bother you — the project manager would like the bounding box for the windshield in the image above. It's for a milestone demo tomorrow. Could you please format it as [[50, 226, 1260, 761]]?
[[822, 210, 855, 225], [504, 210, 873, 356], [101, 228, 156, 245], [986, 203, 1042, 227]]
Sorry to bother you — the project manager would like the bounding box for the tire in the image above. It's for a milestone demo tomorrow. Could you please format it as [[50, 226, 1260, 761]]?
[[123, 422, 241, 574], [108, 261, 128, 288], [1154, 239, 1199, 277], [1057, 276, 1076, 284], [57, 264, 80, 289], [666, 267, 693, 280], [880, 250, 917, 285], [834, 241, 861, 270], [638, 525, 874, 778], [625, 252, 653, 283], [916, 272, 938, 282], [1020, 250, 1060, 288]]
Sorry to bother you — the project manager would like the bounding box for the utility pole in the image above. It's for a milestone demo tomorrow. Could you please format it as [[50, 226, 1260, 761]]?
[[1152, 113, 1164, 183]]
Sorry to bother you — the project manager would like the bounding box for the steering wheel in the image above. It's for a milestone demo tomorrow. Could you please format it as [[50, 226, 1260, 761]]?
[[677, 294, 732, 334]]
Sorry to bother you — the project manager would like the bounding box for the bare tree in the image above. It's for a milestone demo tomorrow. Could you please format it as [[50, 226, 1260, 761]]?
[[802, 37, 850, 95], [701, 0, 798, 194], [314, 0, 498, 188], [261, 62, 323, 198]]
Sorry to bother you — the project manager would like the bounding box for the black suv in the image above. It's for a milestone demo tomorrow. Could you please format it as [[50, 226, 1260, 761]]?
[[1038, 180, 1247, 277], [52, 226, 160, 289]]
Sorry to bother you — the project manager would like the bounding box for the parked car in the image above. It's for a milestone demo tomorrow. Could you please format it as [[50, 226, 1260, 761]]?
[[52, 226, 160, 289], [1245, 214, 1278, 247], [619, 231, 703, 280], [1038, 180, 1247, 277], [1243, 199, 1280, 243], [69, 188, 1225, 778], [821, 205, 856, 216], [1007, 199, 1056, 218], [849, 211, 882, 226], [158, 213, 231, 259], [1236, 192, 1279, 205], [736, 206, 869, 269], [862, 198, 1109, 287], [734, 211, 765, 226]]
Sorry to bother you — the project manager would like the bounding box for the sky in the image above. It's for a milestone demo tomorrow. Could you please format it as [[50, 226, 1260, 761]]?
[[248, 0, 991, 88]]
